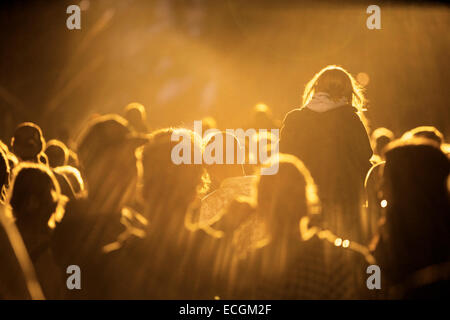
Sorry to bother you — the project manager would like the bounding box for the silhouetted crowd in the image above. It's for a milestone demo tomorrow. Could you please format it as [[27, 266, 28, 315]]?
[[1, 66, 449, 299]]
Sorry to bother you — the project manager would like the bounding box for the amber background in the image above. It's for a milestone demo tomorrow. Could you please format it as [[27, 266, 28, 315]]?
[[0, 0, 449, 143]]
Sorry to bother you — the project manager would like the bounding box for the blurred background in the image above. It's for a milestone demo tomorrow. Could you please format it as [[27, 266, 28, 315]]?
[[0, 0, 449, 144]]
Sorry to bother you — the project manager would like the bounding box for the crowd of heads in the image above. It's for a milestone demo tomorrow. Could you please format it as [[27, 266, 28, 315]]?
[[0, 65, 448, 299]]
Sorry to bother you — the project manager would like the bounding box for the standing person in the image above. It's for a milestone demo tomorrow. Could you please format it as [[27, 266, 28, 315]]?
[[51, 114, 145, 298], [228, 154, 371, 299], [99, 128, 213, 299], [373, 138, 450, 298], [7, 163, 67, 299], [280, 65, 373, 242]]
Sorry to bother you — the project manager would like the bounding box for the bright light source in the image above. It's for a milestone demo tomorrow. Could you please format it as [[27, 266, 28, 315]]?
[[334, 238, 342, 246]]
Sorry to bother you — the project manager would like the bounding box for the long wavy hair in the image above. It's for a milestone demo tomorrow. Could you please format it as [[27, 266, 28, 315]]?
[[302, 65, 366, 114]]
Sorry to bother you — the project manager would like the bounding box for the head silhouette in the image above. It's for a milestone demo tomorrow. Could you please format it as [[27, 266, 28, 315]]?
[[302, 65, 365, 112], [8, 162, 66, 233], [401, 126, 444, 145], [76, 114, 146, 212], [11, 122, 46, 162], [371, 127, 395, 157], [124, 102, 148, 133], [383, 137, 449, 214], [44, 139, 69, 168]]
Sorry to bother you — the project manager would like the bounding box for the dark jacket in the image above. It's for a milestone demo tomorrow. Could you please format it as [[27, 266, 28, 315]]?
[[280, 105, 372, 241]]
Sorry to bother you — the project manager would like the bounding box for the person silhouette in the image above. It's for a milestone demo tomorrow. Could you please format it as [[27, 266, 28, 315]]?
[[51, 114, 146, 298], [44, 139, 69, 168], [373, 137, 450, 298], [10, 122, 47, 164], [97, 128, 215, 299], [228, 154, 371, 299], [7, 162, 67, 298], [281, 65, 373, 242]]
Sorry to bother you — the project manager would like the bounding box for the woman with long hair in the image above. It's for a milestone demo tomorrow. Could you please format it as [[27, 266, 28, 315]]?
[[280, 65, 373, 243]]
